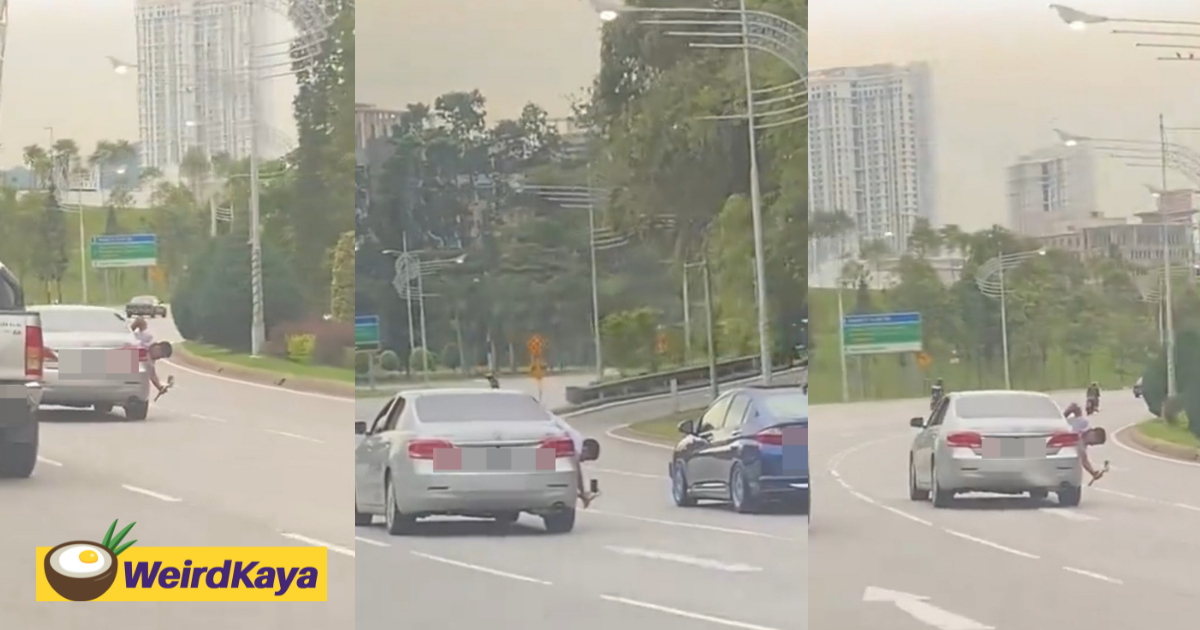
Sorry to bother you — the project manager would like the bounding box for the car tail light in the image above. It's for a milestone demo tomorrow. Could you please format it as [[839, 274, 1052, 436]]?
[[1047, 432, 1079, 448], [407, 439, 455, 460], [945, 431, 982, 449], [754, 428, 784, 446], [25, 325, 43, 379], [126, 345, 149, 363], [539, 436, 575, 458]]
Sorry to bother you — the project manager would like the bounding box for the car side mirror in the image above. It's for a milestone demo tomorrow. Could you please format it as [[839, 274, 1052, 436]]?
[[580, 438, 601, 462], [677, 419, 695, 435], [1084, 427, 1107, 446], [910, 417, 925, 428], [354, 421, 367, 435]]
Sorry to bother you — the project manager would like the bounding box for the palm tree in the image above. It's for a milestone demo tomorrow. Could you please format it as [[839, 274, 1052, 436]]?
[[907, 217, 943, 258], [22, 145, 50, 188], [809, 210, 855, 241], [180, 146, 211, 197], [859, 238, 892, 288]]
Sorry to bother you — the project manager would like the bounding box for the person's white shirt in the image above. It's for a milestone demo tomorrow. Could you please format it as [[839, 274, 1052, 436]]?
[[132, 328, 154, 349], [549, 414, 584, 456]]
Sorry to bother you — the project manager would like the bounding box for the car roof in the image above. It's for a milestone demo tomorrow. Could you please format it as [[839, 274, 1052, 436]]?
[[396, 388, 529, 398], [28, 304, 123, 314], [951, 389, 1051, 399]]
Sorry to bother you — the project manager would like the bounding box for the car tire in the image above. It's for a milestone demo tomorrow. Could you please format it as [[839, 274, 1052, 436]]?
[[124, 401, 149, 421], [383, 475, 416, 535], [542, 509, 576, 534], [908, 457, 927, 501], [354, 489, 372, 526], [670, 460, 697, 507], [1028, 489, 1049, 501], [1057, 486, 1082, 507], [93, 403, 113, 414], [0, 422, 38, 479], [729, 462, 758, 514], [930, 459, 954, 508]]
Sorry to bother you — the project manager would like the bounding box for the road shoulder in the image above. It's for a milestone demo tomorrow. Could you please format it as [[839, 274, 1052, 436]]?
[[1118, 418, 1200, 462], [173, 342, 354, 398]]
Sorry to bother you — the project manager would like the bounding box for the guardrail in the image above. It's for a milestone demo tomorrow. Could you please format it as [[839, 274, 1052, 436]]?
[[563, 355, 804, 409]]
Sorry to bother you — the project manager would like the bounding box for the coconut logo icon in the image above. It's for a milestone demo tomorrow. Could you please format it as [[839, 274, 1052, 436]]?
[[44, 520, 137, 601]]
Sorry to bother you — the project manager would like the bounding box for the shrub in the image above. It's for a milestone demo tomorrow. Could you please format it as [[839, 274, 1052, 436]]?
[[267, 318, 354, 368], [410, 348, 437, 372], [379, 349, 400, 371], [354, 350, 371, 374]]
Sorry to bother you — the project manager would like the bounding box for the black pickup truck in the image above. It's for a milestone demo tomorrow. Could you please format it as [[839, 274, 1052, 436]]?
[[0, 262, 42, 478]]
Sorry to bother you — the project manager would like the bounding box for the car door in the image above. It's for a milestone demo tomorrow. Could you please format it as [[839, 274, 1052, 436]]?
[[913, 396, 949, 481], [685, 395, 735, 488], [356, 396, 402, 509], [703, 394, 754, 488]]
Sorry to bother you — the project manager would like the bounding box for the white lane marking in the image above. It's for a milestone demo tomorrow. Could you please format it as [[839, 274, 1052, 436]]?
[[265, 429, 324, 444], [587, 509, 797, 541], [121, 484, 182, 503], [605, 546, 762, 572], [1112, 421, 1200, 468], [354, 536, 390, 548], [410, 551, 551, 585], [190, 413, 227, 423], [1172, 502, 1200, 512], [881, 504, 934, 526], [591, 467, 664, 480], [942, 529, 1039, 559], [280, 532, 355, 557], [1093, 487, 1200, 512], [163, 358, 351, 403], [863, 586, 994, 630], [600, 595, 782, 630], [604, 423, 674, 450], [36, 456, 63, 467], [1062, 566, 1123, 584], [1037, 508, 1098, 522]]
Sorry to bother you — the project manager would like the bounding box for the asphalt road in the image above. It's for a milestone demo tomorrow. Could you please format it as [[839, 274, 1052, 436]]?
[[0, 316, 352, 627], [811, 389, 1200, 630], [355, 370, 807, 630]]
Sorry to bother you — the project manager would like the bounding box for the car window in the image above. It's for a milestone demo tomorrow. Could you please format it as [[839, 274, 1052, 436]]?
[[927, 398, 948, 427], [954, 394, 1060, 419], [383, 397, 407, 431], [413, 392, 550, 423], [369, 398, 395, 433], [722, 395, 752, 429], [132, 296, 155, 304], [759, 392, 808, 420], [700, 396, 733, 430], [34, 308, 129, 333]]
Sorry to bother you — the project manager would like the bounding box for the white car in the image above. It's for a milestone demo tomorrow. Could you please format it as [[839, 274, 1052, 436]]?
[[30, 305, 152, 420], [354, 389, 600, 534]]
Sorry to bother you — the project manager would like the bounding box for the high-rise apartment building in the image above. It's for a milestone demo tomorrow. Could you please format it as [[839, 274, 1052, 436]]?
[[808, 62, 937, 254], [1006, 145, 1097, 237], [135, 0, 283, 171]]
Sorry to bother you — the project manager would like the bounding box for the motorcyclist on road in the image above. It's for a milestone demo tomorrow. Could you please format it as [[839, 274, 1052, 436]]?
[[1064, 402, 1102, 481], [930, 378, 945, 409], [485, 373, 500, 389], [1086, 382, 1101, 413]]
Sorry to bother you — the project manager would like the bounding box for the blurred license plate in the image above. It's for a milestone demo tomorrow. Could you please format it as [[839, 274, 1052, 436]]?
[[457, 447, 520, 472], [57, 348, 137, 379], [983, 438, 1035, 458]]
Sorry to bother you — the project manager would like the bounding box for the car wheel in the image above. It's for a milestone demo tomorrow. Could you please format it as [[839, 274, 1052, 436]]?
[[354, 488, 372, 526], [0, 423, 38, 479], [908, 456, 927, 501], [1057, 486, 1082, 507], [124, 401, 149, 421], [1028, 489, 1049, 501], [93, 403, 113, 414], [542, 509, 576, 534], [729, 462, 758, 514], [383, 474, 416, 535], [670, 460, 697, 507], [930, 458, 953, 508]]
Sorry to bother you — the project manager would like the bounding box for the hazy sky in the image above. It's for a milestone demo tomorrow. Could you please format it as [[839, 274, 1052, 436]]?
[[358, 0, 603, 121], [811, 0, 1200, 229]]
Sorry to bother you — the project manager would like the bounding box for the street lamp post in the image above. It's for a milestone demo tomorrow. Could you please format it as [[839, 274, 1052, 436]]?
[[384, 247, 467, 381], [975, 249, 1046, 389]]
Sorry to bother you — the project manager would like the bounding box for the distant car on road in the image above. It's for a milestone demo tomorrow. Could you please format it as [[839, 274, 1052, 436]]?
[[669, 385, 809, 514], [29, 304, 152, 420], [125, 295, 166, 319], [908, 390, 1094, 508], [1133, 377, 1143, 398], [354, 389, 599, 535]]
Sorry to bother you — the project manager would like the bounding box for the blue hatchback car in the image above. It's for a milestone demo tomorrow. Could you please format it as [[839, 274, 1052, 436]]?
[[669, 385, 808, 513]]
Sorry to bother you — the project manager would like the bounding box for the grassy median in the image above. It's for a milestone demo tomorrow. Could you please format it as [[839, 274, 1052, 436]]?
[[626, 409, 702, 443], [1136, 417, 1200, 449], [180, 341, 355, 383]]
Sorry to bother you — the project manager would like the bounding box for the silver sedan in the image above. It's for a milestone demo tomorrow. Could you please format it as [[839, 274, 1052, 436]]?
[[30, 305, 151, 420], [908, 390, 1087, 508], [354, 389, 595, 534]]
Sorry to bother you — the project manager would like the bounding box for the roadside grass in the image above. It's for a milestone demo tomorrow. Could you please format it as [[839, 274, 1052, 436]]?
[[626, 409, 702, 443], [181, 341, 354, 383], [1136, 417, 1200, 448]]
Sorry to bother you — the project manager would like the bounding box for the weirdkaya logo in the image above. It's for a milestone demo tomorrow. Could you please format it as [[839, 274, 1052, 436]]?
[[37, 520, 328, 602]]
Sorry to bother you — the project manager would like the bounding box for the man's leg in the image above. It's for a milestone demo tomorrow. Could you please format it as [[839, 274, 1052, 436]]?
[[574, 457, 594, 508]]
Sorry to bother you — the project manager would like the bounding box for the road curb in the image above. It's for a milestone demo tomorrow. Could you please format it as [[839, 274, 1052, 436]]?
[[1117, 421, 1200, 462], [172, 344, 355, 399]]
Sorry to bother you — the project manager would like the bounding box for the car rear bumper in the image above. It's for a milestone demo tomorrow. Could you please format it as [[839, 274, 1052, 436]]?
[[395, 470, 578, 515], [940, 456, 1081, 492], [753, 474, 809, 497], [40, 368, 149, 406]]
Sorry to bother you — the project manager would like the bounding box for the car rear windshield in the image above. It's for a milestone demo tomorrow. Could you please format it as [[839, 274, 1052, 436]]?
[[760, 392, 809, 420], [36, 309, 128, 333], [131, 296, 155, 304], [414, 392, 552, 423], [955, 394, 1060, 419]]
